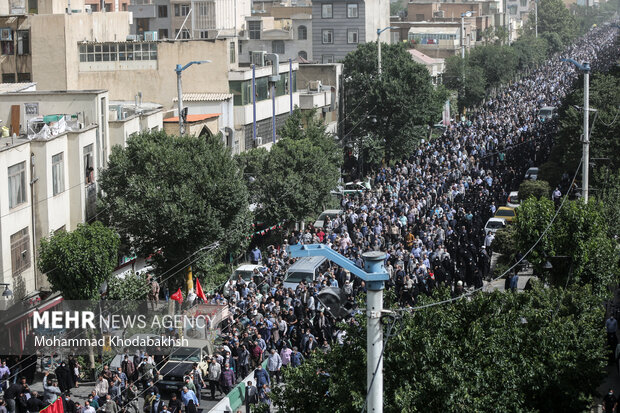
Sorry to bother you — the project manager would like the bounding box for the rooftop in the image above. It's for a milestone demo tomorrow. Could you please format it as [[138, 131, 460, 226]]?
[[0, 82, 36, 94], [172, 93, 233, 103], [408, 48, 444, 64], [163, 113, 221, 123]]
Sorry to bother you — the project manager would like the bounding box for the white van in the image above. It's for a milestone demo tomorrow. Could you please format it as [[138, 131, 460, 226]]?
[[538, 106, 557, 121], [283, 256, 328, 290]]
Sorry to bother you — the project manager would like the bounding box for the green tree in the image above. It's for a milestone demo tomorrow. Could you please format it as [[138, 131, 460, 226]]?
[[38, 222, 120, 300], [342, 42, 447, 165], [514, 198, 620, 297], [511, 35, 548, 71], [443, 55, 487, 112], [249, 109, 341, 225], [524, 0, 576, 44], [274, 284, 607, 412], [98, 131, 252, 284], [106, 272, 150, 301], [518, 179, 551, 201], [469, 44, 517, 86]]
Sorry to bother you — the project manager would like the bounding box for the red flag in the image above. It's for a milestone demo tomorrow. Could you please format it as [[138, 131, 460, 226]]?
[[170, 288, 183, 303], [40, 397, 64, 413], [196, 278, 207, 302]]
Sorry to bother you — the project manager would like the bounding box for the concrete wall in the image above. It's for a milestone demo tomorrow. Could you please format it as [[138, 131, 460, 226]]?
[[0, 142, 35, 298], [30, 12, 131, 90], [239, 17, 311, 63], [76, 38, 233, 109], [364, 0, 389, 43]]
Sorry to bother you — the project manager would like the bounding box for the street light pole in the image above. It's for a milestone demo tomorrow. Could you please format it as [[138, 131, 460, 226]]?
[[377, 26, 395, 77], [562, 58, 591, 202], [534, 0, 538, 38], [175, 60, 211, 136]]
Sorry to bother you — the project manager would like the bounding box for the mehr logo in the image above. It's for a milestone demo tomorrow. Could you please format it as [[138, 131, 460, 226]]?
[[33, 311, 96, 329]]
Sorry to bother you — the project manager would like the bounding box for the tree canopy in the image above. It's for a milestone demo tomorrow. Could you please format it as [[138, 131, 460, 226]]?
[[524, 0, 576, 44], [237, 109, 341, 225], [518, 179, 551, 201], [274, 284, 607, 412], [342, 42, 447, 167], [38, 222, 120, 300], [98, 131, 252, 284], [513, 197, 619, 297]]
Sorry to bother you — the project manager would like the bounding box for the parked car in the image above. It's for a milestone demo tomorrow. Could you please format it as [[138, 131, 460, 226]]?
[[330, 178, 371, 197], [494, 206, 516, 223], [223, 264, 266, 297], [314, 209, 343, 229], [506, 191, 520, 208], [484, 217, 507, 234], [525, 167, 539, 181]]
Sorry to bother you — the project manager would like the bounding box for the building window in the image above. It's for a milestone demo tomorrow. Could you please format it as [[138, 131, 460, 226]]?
[[2, 73, 15, 83], [174, 3, 190, 16], [322, 29, 333, 44], [79, 42, 158, 62], [248, 21, 261, 40], [158, 5, 167, 17], [52, 152, 65, 196], [104, 3, 111, 11], [17, 30, 29, 55], [122, 3, 127, 10], [322, 55, 334, 64], [272, 40, 284, 54], [230, 41, 236, 63], [17, 73, 31, 82], [239, 41, 242, 54], [298, 25, 307, 40], [199, 30, 209, 38], [321, 4, 332, 18], [347, 29, 359, 44], [175, 29, 190, 39], [10, 227, 30, 276], [347, 3, 358, 18], [298, 50, 307, 60], [8, 161, 26, 209], [159, 29, 169, 39], [83, 144, 94, 184], [520, 0, 527, 6], [1, 29, 14, 55]]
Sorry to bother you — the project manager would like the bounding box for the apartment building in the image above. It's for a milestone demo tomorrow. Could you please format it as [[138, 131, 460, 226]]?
[[229, 61, 299, 151], [0, 90, 163, 297], [239, 13, 312, 64], [312, 0, 390, 63], [84, 0, 130, 11]]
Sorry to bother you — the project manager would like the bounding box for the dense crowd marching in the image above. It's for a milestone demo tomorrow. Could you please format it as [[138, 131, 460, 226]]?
[[0, 23, 618, 413]]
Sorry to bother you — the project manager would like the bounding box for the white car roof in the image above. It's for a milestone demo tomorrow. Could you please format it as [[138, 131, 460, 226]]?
[[509, 191, 518, 196], [486, 217, 507, 224], [235, 264, 263, 271]]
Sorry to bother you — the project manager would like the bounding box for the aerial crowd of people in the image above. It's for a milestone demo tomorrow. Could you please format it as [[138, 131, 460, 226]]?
[[0, 22, 618, 413]]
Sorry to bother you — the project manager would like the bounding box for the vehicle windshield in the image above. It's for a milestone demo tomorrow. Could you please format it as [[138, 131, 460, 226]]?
[[539, 109, 553, 117], [169, 347, 201, 362], [285, 271, 313, 284], [527, 168, 538, 174], [233, 270, 254, 281], [496, 209, 515, 217], [509, 195, 520, 203], [318, 212, 339, 221], [486, 221, 505, 229]]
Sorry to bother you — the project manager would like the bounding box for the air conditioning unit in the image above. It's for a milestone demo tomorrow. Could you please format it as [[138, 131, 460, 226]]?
[[143, 31, 158, 41], [433, 10, 444, 18], [255, 136, 263, 147], [308, 80, 322, 92], [251, 51, 266, 67], [0, 28, 12, 41], [84, 4, 92, 13]]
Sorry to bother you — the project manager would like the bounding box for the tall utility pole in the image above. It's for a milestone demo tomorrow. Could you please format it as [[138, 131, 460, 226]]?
[[377, 26, 395, 76], [175, 60, 210, 136], [288, 244, 389, 413], [562, 58, 591, 202]]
